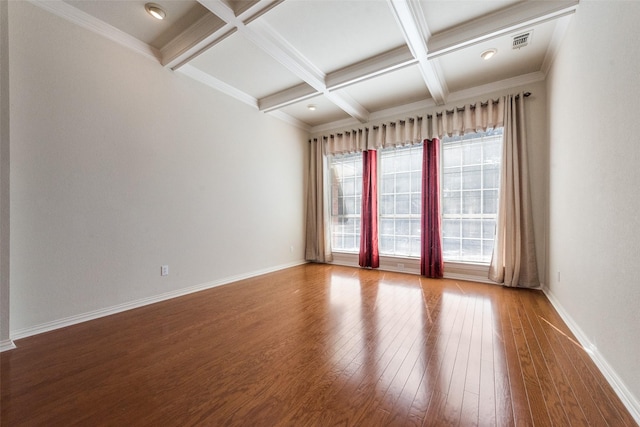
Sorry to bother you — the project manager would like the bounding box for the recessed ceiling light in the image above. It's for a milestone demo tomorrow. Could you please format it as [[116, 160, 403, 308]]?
[[307, 104, 317, 111], [145, 3, 166, 20], [481, 48, 497, 60]]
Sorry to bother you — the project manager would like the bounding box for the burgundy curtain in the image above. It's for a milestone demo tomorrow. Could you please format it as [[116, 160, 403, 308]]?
[[421, 138, 444, 278], [359, 150, 379, 268]]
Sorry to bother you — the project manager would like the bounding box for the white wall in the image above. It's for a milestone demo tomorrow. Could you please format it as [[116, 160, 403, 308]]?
[[547, 0, 640, 415], [8, 2, 307, 335], [0, 0, 10, 346]]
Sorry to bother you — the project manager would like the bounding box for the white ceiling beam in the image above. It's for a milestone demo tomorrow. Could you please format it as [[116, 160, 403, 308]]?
[[161, 19, 235, 70], [326, 45, 416, 91], [427, 0, 579, 59], [387, 0, 448, 105], [177, 64, 258, 108], [164, 0, 282, 70], [259, 83, 318, 112], [258, 45, 416, 112], [198, 0, 370, 123]]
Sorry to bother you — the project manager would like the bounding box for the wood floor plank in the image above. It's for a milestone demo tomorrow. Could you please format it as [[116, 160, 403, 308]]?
[[1, 264, 637, 426]]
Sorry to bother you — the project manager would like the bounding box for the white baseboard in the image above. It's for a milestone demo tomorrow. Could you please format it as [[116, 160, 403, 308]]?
[[10, 260, 307, 342], [544, 289, 640, 425], [0, 339, 16, 352]]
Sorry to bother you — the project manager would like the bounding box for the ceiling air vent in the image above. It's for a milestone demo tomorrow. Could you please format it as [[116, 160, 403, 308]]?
[[512, 31, 532, 49]]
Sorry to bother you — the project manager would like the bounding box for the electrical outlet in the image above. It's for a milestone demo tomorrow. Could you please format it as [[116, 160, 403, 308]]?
[[161, 265, 169, 276]]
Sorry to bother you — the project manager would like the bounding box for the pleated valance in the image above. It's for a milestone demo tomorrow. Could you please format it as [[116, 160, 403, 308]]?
[[318, 96, 506, 155]]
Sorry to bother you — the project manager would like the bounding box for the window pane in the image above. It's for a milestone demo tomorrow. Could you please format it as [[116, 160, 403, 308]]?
[[410, 194, 421, 215], [411, 171, 421, 193], [379, 145, 422, 258], [380, 218, 394, 235], [442, 168, 461, 191], [380, 235, 394, 253], [483, 165, 500, 189], [443, 238, 460, 259], [410, 219, 421, 236], [462, 190, 481, 214], [395, 194, 410, 214], [441, 129, 503, 264], [330, 152, 363, 253], [463, 142, 482, 165], [462, 165, 481, 190], [462, 220, 481, 238], [396, 237, 410, 256], [442, 219, 460, 238], [396, 172, 410, 192], [482, 219, 495, 239], [381, 195, 394, 215], [396, 219, 410, 236], [443, 191, 461, 215], [443, 145, 461, 168], [483, 189, 498, 214], [382, 174, 394, 193]]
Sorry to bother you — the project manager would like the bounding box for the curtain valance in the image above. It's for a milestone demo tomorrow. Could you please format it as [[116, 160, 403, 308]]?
[[317, 97, 506, 155]]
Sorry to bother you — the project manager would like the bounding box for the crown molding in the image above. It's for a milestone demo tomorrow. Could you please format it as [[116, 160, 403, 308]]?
[[28, 0, 160, 62], [541, 14, 574, 76], [310, 70, 545, 135], [446, 71, 546, 104], [266, 110, 312, 132]]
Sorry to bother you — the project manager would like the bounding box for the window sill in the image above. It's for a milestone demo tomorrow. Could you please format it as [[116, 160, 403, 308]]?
[[329, 252, 495, 284]]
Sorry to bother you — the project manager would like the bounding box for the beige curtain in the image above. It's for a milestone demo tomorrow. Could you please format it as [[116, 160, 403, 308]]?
[[323, 98, 505, 155], [489, 93, 539, 287], [305, 138, 332, 262]]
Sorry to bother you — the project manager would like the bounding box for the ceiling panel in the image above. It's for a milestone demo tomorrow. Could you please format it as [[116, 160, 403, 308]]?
[[260, 0, 407, 74], [188, 32, 305, 99], [419, 0, 522, 34], [341, 64, 430, 113], [277, 94, 351, 128], [438, 19, 555, 92], [64, 0, 211, 50], [48, 0, 579, 129]]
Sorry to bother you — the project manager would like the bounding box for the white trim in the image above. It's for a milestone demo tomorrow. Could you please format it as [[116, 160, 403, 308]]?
[[0, 339, 16, 352], [446, 71, 545, 104], [28, 0, 160, 63], [329, 252, 496, 284], [541, 15, 573, 76], [10, 260, 307, 341], [266, 110, 311, 131], [177, 64, 258, 109], [387, 0, 448, 105], [443, 261, 495, 285], [161, 18, 235, 70], [544, 289, 640, 425]]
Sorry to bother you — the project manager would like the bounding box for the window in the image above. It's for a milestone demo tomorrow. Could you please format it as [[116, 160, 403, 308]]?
[[379, 145, 423, 257], [441, 129, 503, 263], [328, 129, 503, 264], [330, 152, 362, 252]]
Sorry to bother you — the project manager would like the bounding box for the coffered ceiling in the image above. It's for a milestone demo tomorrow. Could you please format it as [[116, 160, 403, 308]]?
[[34, 0, 579, 130]]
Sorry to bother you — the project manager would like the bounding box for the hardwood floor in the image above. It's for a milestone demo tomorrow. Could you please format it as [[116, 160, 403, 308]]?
[[1, 264, 636, 426]]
